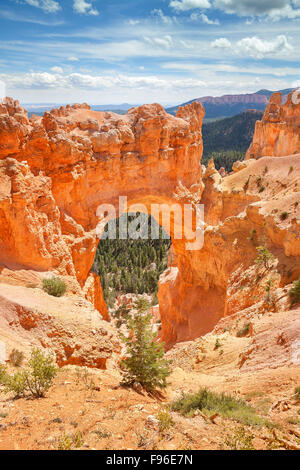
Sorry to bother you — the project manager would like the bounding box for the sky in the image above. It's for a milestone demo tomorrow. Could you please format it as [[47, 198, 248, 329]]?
[[0, 0, 299, 105]]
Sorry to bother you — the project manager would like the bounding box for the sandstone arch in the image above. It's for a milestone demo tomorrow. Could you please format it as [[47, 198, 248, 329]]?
[[1, 94, 300, 351]]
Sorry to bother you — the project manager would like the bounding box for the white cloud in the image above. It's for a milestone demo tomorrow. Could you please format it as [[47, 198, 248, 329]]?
[[213, 0, 300, 21], [151, 9, 173, 24], [0, 80, 6, 100], [127, 19, 140, 26], [190, 12, 220, 24], [212, 35, 293, 59], [236, 35, 293, 58], [73, 0, 99, 16], [24, 0, 61, 13], [67, 56, 79, 62], [144, 35, 173, 49], [211, 37, 232, 49], [51, 66, 63, 73], [169, 0, 211, 12], [0, 71, 206, 91]]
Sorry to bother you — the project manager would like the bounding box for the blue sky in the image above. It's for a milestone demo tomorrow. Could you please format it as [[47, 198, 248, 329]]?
[[0, 0, 299, 104]]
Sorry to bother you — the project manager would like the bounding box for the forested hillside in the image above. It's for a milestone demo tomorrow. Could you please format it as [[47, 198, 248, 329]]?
[[93, 214, 171, 307], [202, 110, 263, 171]]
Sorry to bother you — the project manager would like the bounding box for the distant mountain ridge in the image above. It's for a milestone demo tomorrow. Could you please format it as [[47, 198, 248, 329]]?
[[166, 89, 294, 119]]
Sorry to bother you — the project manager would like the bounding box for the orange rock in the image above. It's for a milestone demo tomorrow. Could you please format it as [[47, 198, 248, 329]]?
[[246, 91, 300, 159]]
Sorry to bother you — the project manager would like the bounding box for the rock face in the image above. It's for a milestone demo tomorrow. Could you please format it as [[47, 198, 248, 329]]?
[[0, 97, 204, 355], [246, 91, 300, 159], [0, 94, 299, 355]]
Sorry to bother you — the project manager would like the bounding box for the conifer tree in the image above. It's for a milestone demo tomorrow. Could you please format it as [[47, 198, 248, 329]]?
[[120, 298, 171, 391]]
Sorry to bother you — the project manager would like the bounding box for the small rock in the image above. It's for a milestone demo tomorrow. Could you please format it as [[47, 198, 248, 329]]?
[[145, 415, 159, 430]]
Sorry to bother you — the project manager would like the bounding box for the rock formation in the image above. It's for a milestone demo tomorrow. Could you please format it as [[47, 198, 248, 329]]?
[[0, 93, 299, 358], [246, 90, 300, 159]]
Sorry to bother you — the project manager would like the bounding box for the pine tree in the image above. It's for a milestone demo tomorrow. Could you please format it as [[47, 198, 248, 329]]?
[[120, 297, 171, 391]]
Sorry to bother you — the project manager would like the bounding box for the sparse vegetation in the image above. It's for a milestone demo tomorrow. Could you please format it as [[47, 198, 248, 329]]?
[[280, 211, 289, 221], [171, 388, 268, 426], [0, 348, 57, 398], [9, 349, 24, 367], [289, 278, 300, 306], [236, 323, 250, 338], [223, 425, 255, 450], [157, 408, 175, 434], [42, 277, 66, 297], [255, 242, 275, 269], [295, 386, 300, 401], [214, 338, 222, 350], [120, 297, 171, 391], [57, 431, 83, 450]]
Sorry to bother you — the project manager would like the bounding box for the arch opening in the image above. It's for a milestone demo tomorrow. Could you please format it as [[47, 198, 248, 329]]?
[[92, 212, 171, 325]]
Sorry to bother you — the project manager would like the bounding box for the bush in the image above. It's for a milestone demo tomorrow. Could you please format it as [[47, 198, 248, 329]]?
[[280, 211, 289, 221], [255, 243, 275, 269], [157, 408, 175, 433], [2, 348, 57, 398], [236, 323, 250, 338], [9, 349, 24, 367], [289, 278, 300, 306], [120, 297, 171, 391], [43, 277, 66, 297], [224, 425, 255, 450], [171, 388, 268, 426], [295, 387, 300, 401], [24, 348, 57, 397], [4, 371, 27, 398]]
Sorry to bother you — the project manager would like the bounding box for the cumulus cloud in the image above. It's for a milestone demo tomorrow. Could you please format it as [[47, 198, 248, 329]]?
[[0, 72, 206, 91], [190, 12, 220, 23], [67, 56, 79, 62], [169, 0, 211, 12], [211, 35, 293, 59], [144, 35, 173, 49], [24, 0, 61, 13], [211, 37, 231, 49], [213, 0, 300, 20], [73, 0, 99, 16]]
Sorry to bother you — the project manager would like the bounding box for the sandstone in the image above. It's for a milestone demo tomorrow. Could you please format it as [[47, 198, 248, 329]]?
[[246, 91, 300, 159]]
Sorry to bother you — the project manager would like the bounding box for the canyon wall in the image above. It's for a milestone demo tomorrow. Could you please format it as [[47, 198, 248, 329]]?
[[246, 90, 300, 159], [0, 93, 299, 355], [0, 97, 204, 339]]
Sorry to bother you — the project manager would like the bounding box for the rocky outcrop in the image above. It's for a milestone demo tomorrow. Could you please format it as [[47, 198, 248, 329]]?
[[0, 97, 204, 356], [0, 95, 299, 354], [246, 91, 300, 159]]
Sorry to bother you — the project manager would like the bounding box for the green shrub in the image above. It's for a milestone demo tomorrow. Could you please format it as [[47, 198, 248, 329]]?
[[295, 386, 300, 401], [4, 371, 27, 398], [171, 388, 268, 426], [24, 348, 57, 397], [255, 243, 275, 269], [236, 323, 250, 338], [2, 348, 57, 398], [157, 408, 175, 433], [224, 425, 255, 450], [214, 338, 222, 350], [43, 277, 66, 297], [280, 211, 289, 221], [9, 349, 24, 367], [289, 278, 300, 306]]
